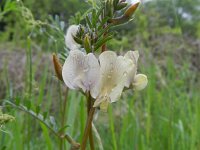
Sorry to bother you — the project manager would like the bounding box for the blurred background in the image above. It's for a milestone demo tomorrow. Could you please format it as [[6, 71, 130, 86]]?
[[0, 0, 200, 149]]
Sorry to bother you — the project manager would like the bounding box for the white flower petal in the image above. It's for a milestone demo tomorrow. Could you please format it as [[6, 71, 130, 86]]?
[[94, 51, 135, 106], [65, 25, 80, 50], [98, 51, 118, 95], [73, 76, 86, 92], [109, 83, 124, 103], [132, 74, 148, 91], [93, 95, 109, 111], [109, 56, 135, 102], [93, 98, 102, 108], [62, 50, 100, 93], [86, 53, 100, 98], [62, 50, 84, 90], [124, 50, 139, 87], [124, 50, 139, 65]]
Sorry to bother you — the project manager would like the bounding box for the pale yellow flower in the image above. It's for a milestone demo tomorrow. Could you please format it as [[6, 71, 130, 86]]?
[[93, 51, 136, 111], [62, 50, 148, 112], [124, 51, 148, 90], [124, 50, 139, 87]]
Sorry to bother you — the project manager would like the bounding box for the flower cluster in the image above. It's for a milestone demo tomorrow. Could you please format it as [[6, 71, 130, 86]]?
[[61, 25, 148, 112]]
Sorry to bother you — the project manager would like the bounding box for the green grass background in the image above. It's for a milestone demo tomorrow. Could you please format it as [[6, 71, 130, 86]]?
[[0, 0, 200, 149]]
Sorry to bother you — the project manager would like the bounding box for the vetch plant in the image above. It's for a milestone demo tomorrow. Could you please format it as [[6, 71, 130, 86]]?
[[4, 0, 148, 149], [53, 0, 147, 149]]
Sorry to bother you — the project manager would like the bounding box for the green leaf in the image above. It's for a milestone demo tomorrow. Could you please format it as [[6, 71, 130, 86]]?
[[92, 9, 97, 28], [98, 24, 112, 38], [49, 116, 57, 131], [57, 125, 70, 134], [36, 105, 40, 115], [115, 2, 128, 11], [98, 16, 110, 30], [113, 0, 119, 8], [40, 123, 53, 150], [73, 35, 83, 45], [85, 15, 93, 28], [25, 100, 31, 110], [60, 52, 68, 62], [43, 112, 48, 120], [15, 97, 20, 106], [94, 34, 113, 51], [94, 7, 104, 26]]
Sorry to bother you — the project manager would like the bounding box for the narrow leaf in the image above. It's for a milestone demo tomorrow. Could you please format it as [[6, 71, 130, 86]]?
[[94, 34, 113, 51], [86, 15, 92, 28]]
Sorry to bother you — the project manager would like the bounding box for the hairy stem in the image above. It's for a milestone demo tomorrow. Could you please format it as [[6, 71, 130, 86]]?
[[81, 106, 96, 150]]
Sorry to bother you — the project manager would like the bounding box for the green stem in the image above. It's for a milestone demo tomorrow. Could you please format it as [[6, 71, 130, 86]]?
[[108, 106, 117, 150], [5, 101, 80, 149], [89, 129, 95, 150], [101, 25, 107, 52], [26, 37, 32, 150], [87, 95, 95, 150], [92, 123, 104, 150], [60, 88, 69, 150], [81, 106, 96, 150]]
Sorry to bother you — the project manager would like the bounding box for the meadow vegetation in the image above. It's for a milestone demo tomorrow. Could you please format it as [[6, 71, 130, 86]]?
[[0, 0, 200, 149]]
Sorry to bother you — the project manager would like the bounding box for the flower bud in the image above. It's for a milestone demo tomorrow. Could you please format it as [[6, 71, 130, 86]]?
[[52, 54, 63, 81], [124, 2, 140, 18], [108, 2, 140, 25], [84, 34, 91, 53], [133, 74, 148, 91]]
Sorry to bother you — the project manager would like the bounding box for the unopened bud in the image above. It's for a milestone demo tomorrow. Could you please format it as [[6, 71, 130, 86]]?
[[53, 54, 63, 81], [132, 74, 148, 91], [124, 2, 140, 18], [108, 2, 140, 25], [84, 34, 91, 53]]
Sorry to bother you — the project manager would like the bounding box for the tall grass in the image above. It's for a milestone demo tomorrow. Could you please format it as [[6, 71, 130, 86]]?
[[1, 0, 200, 150], [1, 38, 200, 150]]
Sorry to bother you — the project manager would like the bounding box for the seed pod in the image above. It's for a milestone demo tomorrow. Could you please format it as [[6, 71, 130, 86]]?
[[53, 53, 63, 81]]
